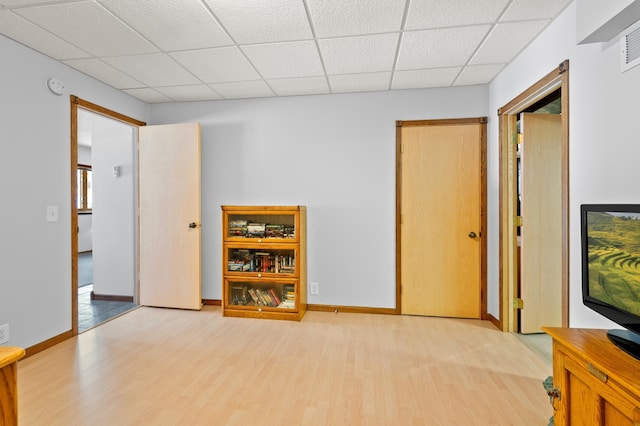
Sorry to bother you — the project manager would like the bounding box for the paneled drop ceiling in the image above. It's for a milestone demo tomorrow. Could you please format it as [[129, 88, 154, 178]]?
[[0, 0, 573, 103]]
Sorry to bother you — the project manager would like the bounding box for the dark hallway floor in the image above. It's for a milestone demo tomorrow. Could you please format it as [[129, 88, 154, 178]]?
[[78, 252, 137, 333]]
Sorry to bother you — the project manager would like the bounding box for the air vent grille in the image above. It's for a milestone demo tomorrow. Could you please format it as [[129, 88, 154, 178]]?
[[622, 20, 640, 72]]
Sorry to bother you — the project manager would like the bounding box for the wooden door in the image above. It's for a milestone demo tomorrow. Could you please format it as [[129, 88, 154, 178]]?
[[139, 123, 202, 310], [399, 120, 484, 318], [519, 113, 562, 333]]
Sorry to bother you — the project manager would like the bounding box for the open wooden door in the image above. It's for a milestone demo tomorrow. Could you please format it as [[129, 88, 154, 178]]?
[[399, 119, 485, 318], [139, 123, 201, 310], [519, 113, 562, 333]]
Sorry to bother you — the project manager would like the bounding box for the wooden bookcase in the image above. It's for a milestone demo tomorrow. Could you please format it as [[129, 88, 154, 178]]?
[[543, 327, 640, 425], [221, 206, 306, 321]]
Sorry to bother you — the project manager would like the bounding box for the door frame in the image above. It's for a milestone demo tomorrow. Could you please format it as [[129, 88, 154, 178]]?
[[70, 96, 146, 336], [497, 60, 570, 332], [395, 118, 488, 317]]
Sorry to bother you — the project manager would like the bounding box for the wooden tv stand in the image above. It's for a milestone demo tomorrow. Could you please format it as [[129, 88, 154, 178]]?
[[0, 346, 25, 425], [543, 327, 640, 425]]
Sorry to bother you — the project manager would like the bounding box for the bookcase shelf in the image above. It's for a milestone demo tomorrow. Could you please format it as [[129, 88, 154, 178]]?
[[221, 206, 306, 321]]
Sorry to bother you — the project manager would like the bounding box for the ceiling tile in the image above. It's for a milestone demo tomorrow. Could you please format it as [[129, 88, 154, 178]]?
[[307, 0, 405, 37], [123, 88, 172, 103], [13, 1, 158, 57], [209, 80, 275, 99], [329, 72, 391, 93], [154, 85, 224, 102], [103, 53, 200, 87], [470, 20, 550, 65], [170, 47, 260, 83], [405, 0, 510, 29], [319, 33, 399, 74], [99, 0, 232, 51], [241, 41, 324, 79], [268, 76, 330, 96], [397, 26, 491, 70], [63, 58, 144, 89], [392, 67, 461, 90], [204, 0, 312, 44], [454, 63, 505, 86], [501, 0, 573, 22], [0, 10, 89, 60]]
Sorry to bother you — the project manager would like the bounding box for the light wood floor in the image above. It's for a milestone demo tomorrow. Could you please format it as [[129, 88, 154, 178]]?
[[18, 306, 552, 425]]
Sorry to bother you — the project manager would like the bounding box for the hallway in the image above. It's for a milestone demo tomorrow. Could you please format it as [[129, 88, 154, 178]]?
[[78, 252, 137, 333]]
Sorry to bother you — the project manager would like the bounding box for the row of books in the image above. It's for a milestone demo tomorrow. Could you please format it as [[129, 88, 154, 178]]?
[[228, 250, 295, 274], [228, 219, 295, 238], [229, 284, 296, 309]]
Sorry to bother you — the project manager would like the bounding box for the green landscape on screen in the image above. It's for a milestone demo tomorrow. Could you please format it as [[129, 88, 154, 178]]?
[[588, 211, 640, 316]]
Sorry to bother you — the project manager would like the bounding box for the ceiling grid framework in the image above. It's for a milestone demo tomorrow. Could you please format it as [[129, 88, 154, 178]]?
[[0, 0, 573, 103]]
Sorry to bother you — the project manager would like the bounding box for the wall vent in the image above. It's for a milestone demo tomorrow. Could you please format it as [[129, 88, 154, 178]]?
[[621, 19, 640, 72]]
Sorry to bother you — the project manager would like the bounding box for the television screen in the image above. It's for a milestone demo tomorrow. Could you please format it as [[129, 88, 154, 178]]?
[[582, 204, 640, 360]]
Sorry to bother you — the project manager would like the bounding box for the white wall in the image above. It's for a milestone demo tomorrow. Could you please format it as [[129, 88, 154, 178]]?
[[489, 2, 640, 328], [150, 87, 489, 307], [91, 117, 136, 297], [0, 34, 148, 349]]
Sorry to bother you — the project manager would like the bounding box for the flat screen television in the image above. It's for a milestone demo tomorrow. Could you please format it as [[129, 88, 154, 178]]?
[[581, 204, 640, 361]]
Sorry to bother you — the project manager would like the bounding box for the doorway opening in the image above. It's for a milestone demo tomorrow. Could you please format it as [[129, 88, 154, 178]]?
[[70, 97, 146, 335], [498, 60, 570, 333]]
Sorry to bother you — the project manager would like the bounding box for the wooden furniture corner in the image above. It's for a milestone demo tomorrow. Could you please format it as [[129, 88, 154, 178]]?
[[1, 346, 25, 425], [543, 327, 640, 425]]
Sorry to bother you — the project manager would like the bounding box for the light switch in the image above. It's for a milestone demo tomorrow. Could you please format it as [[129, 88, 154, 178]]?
[[47, 206, 58, 222]]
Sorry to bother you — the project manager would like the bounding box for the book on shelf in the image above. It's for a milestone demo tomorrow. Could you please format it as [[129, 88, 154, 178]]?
[[266, 224, 285, 238], [247, 222, 266, 237], [229, 219, 248, 237], [269, 288, 282, 306]]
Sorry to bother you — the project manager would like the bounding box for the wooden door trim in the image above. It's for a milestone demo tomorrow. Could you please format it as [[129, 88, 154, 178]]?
[[497, 60, 570, 332], [396, 117, 488, 318], [70, 96, 146, 336]]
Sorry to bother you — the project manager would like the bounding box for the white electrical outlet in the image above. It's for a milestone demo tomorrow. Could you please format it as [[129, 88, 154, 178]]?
[[310, 282, 319, 295], [0, 324, 9, 344]]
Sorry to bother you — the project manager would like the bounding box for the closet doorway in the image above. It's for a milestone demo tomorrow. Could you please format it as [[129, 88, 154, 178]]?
[[498, 61, 570, 333]]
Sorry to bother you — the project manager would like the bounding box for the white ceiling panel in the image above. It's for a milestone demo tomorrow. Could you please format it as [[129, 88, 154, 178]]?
[[241, 41, 324, 79], [392, 67, 462, 90], [470, 20, 550, 65], [501, 0, 573, 22], [0, 0, 571, 101], [0, 10, 89, 60], [320, 33, 399, 75], [209, 80, 275, 99], [307, 0, 405, 37], [99, 0, 232, 51], [268, 76, 330, 97], [397, 26, 491, 70], [123, 88, 172, 103], [329, 72, 392, 93], [170, 47, 260, 83], [103, 53, 200, 87], [405, 0, 510, 29], [63, 58, 144, 89], [13, 1, 158, 57], [154, 85, 224, 102], [204, 0, 312, 44], [454, 63, 505, 86]]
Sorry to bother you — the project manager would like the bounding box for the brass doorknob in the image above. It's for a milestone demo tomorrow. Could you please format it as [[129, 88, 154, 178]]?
[[468, 231, 477, 239]]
